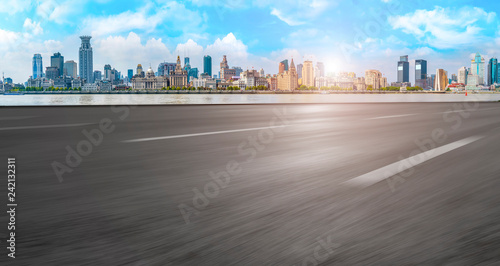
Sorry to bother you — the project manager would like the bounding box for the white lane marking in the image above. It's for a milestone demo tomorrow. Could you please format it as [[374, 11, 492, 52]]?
[[123, 125, 286, 143], [0, 116, 39, 121], [0, 123, 94, 131], [342, 135, 484, 188], [366, 114, 418, 120]]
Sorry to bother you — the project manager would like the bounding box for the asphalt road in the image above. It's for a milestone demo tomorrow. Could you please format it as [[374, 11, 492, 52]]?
[[1, 103, 500, 265]]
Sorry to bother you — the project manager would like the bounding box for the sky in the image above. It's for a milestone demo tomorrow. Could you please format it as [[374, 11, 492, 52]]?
[[1, 0, 500, 83]]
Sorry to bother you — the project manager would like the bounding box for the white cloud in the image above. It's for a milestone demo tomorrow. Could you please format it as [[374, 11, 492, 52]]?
[[0, 29, 21, 51], [36, 0, 85, 24], [389, 6, 497, 49], [267, 0, 333, 26], [94, 32, 172, 73], [270, 8, 305, 26], [188, 0, 335, 26], [206, 33, 248, 60], [0, 0, 32, 14], [23, 19, 43, 35], [81, 1, 204, 38]]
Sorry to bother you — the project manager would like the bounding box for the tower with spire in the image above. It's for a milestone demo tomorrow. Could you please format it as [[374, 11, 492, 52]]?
[[277, 58, 298, 90], [170, 56, 188, 88]]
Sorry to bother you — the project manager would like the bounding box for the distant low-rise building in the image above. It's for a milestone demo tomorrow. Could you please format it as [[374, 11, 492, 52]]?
[[71, 78, 83, 89], [132, 66, 170, 90], [365, 70, 386, 90], [82, 83, 98, 92], [233, 69, 268, 89]]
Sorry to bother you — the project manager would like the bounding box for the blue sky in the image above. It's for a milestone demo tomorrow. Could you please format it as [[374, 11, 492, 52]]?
[[1, 0, 500, 83]]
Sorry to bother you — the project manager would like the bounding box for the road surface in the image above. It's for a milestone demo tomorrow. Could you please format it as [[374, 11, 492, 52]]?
[[1, 103, 500, 265]]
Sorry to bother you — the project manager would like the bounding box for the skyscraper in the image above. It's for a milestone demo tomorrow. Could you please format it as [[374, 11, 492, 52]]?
[[137, 64, 144, 77], [279, 62, 286, 74], [51, 52, 64, 77], [397, 55, 409, 83], [302, 60, 314, 87], [280, 60, 289, 72], [104, 64, 112, 80], [64, 60, 77, 78], [458, 67, 468, 84], [128, 69, 133, 81], [471, 53, 485, 85], [46, 66, 59, 80], [488, 58, 498, 85], [79, 36, 94, 83], [316, 62, 325, 78], [203, 55, 212, 77], [93, 70, 102, 81], [234, 67, 243, 77], [435, 69, 448, 91], [32, 54, 43, 79], [297, 64, 303, 79], [277, 58, 298, 91], [415, 59, 427, 88]]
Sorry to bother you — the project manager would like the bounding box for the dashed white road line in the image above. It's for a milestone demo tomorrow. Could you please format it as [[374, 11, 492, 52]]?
[[342, 135, 484, 188], [123, 125, 286, 143], [366, 114, 418, 120]]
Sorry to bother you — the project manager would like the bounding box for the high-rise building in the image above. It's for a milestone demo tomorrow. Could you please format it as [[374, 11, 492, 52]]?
[[158, 62, 176, 77], [398, 55, 409, 83], [435, 69, 448, 91], [277, 58, 298, 91], [128, 69, 133, 81], [458, 67, 468, 84], [104, 64, 112, 81], [64, 60, 77, 78], [471, 53, 485, 85], [415, 59, 427, 88], [46, 66, 59, 80], [279, 62, 286, 74], [302, 60, 314, 87], [488, 58, 498, 85], [183, 57, 199, 82], [32, 54, 43, 79], [51, 52, 64, 77], [79, 36, 93, 83], [297, 64, 303, 79], [93, 70, 102, 81], [234, 67, 243, 77], [137, 64, 144, 77], [316, 62, 325, 78], [203, 55, 212, 77], [280, 59, 289, 71]]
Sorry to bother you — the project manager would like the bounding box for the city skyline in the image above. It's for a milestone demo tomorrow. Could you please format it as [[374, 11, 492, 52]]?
[[1, 1, 500, 83], [13, 38, 500, 90]]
